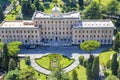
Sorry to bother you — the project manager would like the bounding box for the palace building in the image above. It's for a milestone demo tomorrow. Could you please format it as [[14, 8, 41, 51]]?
[[0, 6, 115, 46]]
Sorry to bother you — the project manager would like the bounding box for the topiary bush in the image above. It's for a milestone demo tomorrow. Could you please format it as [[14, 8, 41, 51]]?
[[79, 56, 84, 66]]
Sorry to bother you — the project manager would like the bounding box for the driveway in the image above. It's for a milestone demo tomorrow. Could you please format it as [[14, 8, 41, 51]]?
[[20, 45, 112, 57]]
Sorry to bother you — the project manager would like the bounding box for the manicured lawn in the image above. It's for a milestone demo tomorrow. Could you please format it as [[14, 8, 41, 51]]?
[[35, 54, 74, 70], [99, 50, 116, 66], [69, 65, 87, 80]]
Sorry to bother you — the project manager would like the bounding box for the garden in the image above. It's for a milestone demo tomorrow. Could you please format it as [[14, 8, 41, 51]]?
[[35, 54, 74, 70]]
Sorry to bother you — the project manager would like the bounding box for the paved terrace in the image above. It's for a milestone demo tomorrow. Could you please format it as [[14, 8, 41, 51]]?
[[20, 45, 111, 57]]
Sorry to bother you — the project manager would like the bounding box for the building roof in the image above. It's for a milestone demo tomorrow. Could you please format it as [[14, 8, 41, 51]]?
[[32, 5, 80, 19], [32, 11, 80, 19], [0, 20, 36, 28], [73, 20, 115, 29]]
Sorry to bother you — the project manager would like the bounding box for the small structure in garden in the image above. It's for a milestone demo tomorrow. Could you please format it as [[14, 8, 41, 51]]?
[[49, 54, 62, 69]]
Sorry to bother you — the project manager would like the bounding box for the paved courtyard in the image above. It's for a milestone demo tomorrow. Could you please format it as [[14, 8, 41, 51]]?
[[20, 45, 112, 57]]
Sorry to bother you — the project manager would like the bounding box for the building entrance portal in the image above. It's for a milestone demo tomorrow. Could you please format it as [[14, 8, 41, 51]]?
[[55, 37, 58, 41]]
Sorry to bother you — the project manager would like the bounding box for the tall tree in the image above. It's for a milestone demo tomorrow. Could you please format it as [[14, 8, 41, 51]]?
[[113, 32, 120, 50], [117, 58, 120, 78], [111, 53, 118, 76], [2, 44, 9, 70], [8, 58, 17, 71], [92, 56, 99, 80], [80, 40, 100, 54], [84, 1, 102, 19], [86, 55, 94, 80], [0, 5, 4, 21], [72, 70, 78, 80], [78, 0, 84, 10]]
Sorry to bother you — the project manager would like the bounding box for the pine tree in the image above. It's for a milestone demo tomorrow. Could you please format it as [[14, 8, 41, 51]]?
[[113, 32, 120, 50], [8, 58, 17, 71], [0, 5, 4, 21], [91, 56, 99, 80], [72, 70, 78, 80], [86, 55, 94, 80], [111, 53, 118, 75], [78, 0, 84, 10], [2, 44, 9, 70]]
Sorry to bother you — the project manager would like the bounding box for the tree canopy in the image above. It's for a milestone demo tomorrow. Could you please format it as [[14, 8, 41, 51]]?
[[80, 40, 100, 54], [83, 1, 101, 19], [113, 32, 120, 50], [8, 41, 22, 57]]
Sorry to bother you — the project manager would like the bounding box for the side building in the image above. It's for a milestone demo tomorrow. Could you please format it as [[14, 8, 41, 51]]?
[[0, 6, 115, 46]]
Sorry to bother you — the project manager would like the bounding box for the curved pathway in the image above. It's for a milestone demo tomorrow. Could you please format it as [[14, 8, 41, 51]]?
[[18, 53, 81, 75], [18, 53, 98, 75]]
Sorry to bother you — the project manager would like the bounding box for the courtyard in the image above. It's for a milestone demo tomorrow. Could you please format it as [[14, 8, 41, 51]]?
[[20, 45, 112, 57]]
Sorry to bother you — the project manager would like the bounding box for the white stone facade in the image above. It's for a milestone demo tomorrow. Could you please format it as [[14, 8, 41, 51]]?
[[0, 6, 115, 45]]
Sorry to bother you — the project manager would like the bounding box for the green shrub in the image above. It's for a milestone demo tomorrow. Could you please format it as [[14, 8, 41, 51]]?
[[25, 56, 30, 65]]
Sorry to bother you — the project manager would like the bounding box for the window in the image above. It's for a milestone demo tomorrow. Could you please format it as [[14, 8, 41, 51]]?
[[75, 35, 77, 37], [109, 35, 111, 38], [59, 28, 61, 30], [86, 35, 88, 38], [66, 32, 68, 34], [101, 35, 103, 37], [59, 32, 61, 34], [79, 35, 81, 38], [2, 31, 3, 33], [75, 31, 77, 33], [83, 35, 84, 37]]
